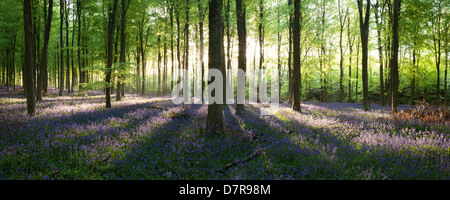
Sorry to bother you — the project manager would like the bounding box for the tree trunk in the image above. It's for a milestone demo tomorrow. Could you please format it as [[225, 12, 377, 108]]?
[[235, 0, 246, 116], [375, 0, 385, 105], [117, 0, 129, 101], [197, 0, 205, 96], [206, 0, 224, 134], [65, 0, 70, 93], [391, 0, 401, 112], [37, 0, 53, 101], [433, 1, 442, 106], [106, 0, 119, 108], [292, 0, 301, 112], [157, 35, 161, 95], [338, 0, 347, 103], [347, 16, 354, 103], [185, 0, 190, 100], [77, 0, 84, 90], [59, 0, 64, 96], [357, 0, 371, 111], [24, 0, 36, 116]]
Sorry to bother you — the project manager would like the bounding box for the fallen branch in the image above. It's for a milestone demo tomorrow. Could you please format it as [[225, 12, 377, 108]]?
[[166, 163, 180, 177], [220, 149, 264, 172], [146, 105, 170, 111]]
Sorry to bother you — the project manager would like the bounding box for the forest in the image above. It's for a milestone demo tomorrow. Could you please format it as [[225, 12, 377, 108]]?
[[0, 0, 449, 180]]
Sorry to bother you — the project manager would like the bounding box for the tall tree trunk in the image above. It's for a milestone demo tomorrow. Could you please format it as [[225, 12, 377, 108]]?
[[235, 0, 246, 116], [24, 0, 36, 116], [65, 0, 70, 93], [105, 0, 119, 108], [117, 0, 129, 101], [163, 36, 167, 95], [206, 0, 224, 134], [37, 0, 53, 101], [433, 1, 442, 105], [170, 2, 175, 92], [347, 15, 354, 103], [185, 0, 190, 100], [288, 0, 293, 104], [71, 6, 77, 92], [357, 0, 371, 111], [59, 0, 64, 96], [157, 35, 161, 95], [198, 0, 205, 97], [292, 0, 301, 112], [136, 35, 140, 93], [411, 47, 416, 105], [375, 0, 385, 105], [77, 0, 84, 90], [338, 0, 347, 103], [391, 0, 401, 112]]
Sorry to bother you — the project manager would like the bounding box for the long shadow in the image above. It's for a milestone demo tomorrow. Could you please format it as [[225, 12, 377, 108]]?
[[102, 103, 204, 180], [0, 98, 199, 179]]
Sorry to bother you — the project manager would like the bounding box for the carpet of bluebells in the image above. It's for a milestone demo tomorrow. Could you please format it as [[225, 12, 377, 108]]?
[[0, 88, 449, 180]]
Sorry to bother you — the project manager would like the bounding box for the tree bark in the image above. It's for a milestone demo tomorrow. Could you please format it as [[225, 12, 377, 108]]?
[[106, 0, 119, 108], [391, 0, 401, 112], [65, 0, 70, 93], [24, 0, 36, 116], [37, 0, 53, 101], [59, 0, 64, 96], [198, 0, 205, 96], [117, 0, 129, 101], [235, 0, 246, 116], [357, 0, 371, 111], [206, 0, 224, 134], [375, 0, 384, 105], [292, 0, 301, 112]]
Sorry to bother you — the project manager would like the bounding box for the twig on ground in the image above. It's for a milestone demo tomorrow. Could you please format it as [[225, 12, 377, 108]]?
[[220, 149, 264, 172]]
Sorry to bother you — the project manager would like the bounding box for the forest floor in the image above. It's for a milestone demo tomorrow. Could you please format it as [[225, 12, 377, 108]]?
[[0, 87, 449, 180]]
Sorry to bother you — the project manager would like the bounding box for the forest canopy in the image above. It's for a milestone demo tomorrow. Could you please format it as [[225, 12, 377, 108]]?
[[0, 0, 449, 112]]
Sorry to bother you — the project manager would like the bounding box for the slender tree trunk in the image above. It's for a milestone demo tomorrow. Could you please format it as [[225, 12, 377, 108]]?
[[292, 0, 301, 112], [338, 0, 347, 103], [236, 0, 246, 116], [71, 6, 77, 92], [288, 0, 293, 104], [117, 0, 129, 101], [24, 0, 36, 116], [157, 35, 161, 95], [37, 0, 53, 101], [356, 39, 360, 103], [375, 0, 385, 105], [163, 36, 167, 95], [412, 47, 416, 105], [77, 0, 84, 90], [65, 0, 70, 93], [206, 0, 224, 134], [105, 0, 119, 108], [357, 0, 371, 111], [197, 0, 205, 96], [136, 35, 140, 94], [433, 1, 442, 106], [170, 2, 175, 92], [347, 16, 354, 103], [59, 0, 64, 96], [391, 0, 401, 112]]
